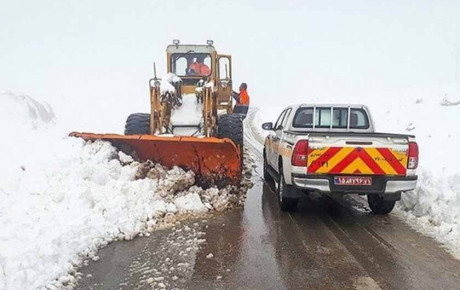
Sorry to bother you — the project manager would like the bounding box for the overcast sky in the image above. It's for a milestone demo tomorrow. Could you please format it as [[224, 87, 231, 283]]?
[[1, 0, 459, 127]]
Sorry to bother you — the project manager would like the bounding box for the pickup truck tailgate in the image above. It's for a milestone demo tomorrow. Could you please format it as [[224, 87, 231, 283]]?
[[307, 140, 408, 176]]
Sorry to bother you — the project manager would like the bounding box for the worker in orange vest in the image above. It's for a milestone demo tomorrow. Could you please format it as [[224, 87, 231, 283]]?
[[232, 83, 250, 118], [189, 56, 210, 76]]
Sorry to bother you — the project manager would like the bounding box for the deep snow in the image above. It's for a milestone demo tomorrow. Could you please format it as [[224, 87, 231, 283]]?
[[0, 92, 251, 289], [251, 85, 460, 259], [1, 84, 459, 289]]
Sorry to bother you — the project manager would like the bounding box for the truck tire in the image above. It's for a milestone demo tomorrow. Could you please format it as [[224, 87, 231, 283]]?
[[277, 170, 299, 212], [367, 194, 396, 214], [263, 150, 273, 182], [217, 114, 243, 147], [125, 113, 150, 135]]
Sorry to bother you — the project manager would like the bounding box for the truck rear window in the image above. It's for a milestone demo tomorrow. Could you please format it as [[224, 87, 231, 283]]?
[[292, 107, 370, 129]]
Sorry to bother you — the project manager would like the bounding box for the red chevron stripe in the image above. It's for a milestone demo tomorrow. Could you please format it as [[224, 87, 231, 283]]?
[[328, 148, 360, 173], [358, 149, 386, 175], [308, 147, 342, 173], [376, 148, 406, 175], [328, 148, 386, 175]]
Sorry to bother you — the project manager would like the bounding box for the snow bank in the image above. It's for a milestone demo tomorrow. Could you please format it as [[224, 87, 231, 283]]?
[[0, 136, 196, 289], [0, 92, 60, 187], [252, 85, 460, 258], [0, 91, 55, 130], [396, 170, 460, 259], [0, 93, 251, 289]]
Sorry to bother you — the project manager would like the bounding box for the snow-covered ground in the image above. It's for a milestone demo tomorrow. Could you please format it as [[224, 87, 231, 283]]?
[[251, 85, 460, 259], [1, 83, 458, 289], [0, 92, 251, 289]]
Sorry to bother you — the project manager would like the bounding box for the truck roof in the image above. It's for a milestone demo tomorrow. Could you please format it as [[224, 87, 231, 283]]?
[[297, 104, 369, 109]]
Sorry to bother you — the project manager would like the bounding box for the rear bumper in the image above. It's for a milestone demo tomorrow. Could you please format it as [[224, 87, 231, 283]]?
[[291, 174, 417, 194]]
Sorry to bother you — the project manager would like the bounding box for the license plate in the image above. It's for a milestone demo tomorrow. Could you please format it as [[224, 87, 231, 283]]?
[[334, 176, 372, 186]]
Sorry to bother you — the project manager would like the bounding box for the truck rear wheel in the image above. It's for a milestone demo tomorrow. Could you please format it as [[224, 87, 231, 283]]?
[[367, 194, 396, 214], [277, 171, 298, 212], [125, 113, 150, 135]]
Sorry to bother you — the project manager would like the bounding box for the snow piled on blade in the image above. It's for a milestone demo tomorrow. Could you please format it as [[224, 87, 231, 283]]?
[[0, 93, 250, 289], [251, 84, 460, 259]]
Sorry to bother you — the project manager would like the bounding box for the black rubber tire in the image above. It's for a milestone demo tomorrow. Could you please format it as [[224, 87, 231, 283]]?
[[125, 113, 150, 135], [263, 150, 273, 182], [367, 194, 396, 214], [218, 114, 244, 172], [217, 114, 243, 146], [277, 170, 299, 212]]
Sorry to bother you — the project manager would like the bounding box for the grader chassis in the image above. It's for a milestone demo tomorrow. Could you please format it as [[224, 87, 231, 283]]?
[[71, 41, 244, 186]]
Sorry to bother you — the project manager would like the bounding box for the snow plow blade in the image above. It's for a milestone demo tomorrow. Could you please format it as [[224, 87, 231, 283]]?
[[69, 132, 242, 186]]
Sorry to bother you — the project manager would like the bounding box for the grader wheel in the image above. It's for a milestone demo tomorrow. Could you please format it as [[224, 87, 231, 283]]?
[[125, 113, 150, 135], [218, 114, 244, 169]]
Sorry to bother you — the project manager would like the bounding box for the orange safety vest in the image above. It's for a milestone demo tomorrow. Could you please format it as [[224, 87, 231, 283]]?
[[189, 62, 200, 74], [239, 89, 250, 106], [189, 62, 210, 75], [200, 64, 210, 75]]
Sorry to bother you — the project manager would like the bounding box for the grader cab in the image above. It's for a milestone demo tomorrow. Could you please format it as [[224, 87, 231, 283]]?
[[71, 41, 243, 186], [168, 40, 234, 113], [149, 40, 235, 136]]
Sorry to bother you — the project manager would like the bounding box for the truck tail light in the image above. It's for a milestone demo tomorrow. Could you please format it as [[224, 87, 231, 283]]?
[[291, 140, 309, 167], [407, 142, 419, 169]]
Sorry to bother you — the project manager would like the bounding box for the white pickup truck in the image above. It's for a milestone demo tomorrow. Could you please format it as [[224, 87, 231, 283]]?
[[262, 104, 418, 214]]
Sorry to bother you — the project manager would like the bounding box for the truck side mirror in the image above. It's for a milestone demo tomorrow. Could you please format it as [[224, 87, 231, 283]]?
[[262, 122, 273, 130]]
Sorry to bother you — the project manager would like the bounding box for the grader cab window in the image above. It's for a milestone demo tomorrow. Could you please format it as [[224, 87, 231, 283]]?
[[171, 53, 211, 77], [218, 57, 231, 80]]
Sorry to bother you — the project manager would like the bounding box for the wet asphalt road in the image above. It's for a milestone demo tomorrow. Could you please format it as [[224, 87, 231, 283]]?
[[75, 115, 460, 290]]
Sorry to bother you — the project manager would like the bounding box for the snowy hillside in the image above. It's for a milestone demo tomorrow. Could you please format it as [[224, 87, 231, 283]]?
[[0, 93, 251, 289], [0, 91, 55, 129], [253, 85, 460, 259]]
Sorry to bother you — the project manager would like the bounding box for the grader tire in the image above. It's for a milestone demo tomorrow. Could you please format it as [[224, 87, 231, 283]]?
[[217, 114, 243, 147], [125, 113, 150, 135]]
